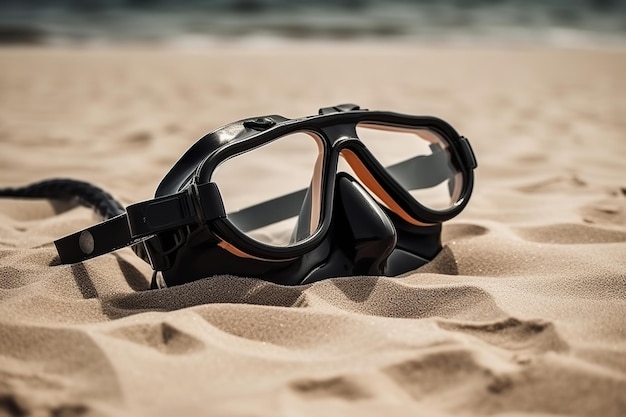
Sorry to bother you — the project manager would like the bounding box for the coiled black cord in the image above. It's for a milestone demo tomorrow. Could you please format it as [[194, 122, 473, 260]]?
[[0, 179, 125, 219], [0, 179, 150, 263]]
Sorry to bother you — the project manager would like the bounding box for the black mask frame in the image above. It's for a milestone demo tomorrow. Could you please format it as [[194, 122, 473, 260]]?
[[53, 104, 477, 288]]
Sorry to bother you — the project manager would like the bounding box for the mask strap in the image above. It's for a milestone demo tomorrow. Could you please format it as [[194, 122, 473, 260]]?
[[384, 145, 451, 191], [54, 214, 135, 264], [55, 183, 225, 264]]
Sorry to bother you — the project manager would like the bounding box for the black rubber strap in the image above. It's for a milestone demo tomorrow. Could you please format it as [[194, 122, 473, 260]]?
[[386, 149, 451, 191], [55, 183, 225, 264], [54, 214, 134, 264], [228, 189, 308, 233]]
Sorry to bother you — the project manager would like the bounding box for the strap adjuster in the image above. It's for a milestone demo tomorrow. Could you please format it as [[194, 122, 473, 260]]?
[[54, 182, 226, 265], [127, 192, 194, 238], [126, 183, 225, 239]]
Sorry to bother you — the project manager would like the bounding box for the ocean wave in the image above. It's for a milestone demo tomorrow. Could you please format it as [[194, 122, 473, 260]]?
[[1, 1, 625, 47]]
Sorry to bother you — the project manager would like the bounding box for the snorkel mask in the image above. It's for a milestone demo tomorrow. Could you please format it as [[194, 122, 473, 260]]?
[[16, 104, 477, 289]]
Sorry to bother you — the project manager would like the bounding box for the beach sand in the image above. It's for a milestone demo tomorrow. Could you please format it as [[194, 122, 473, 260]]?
[[0, 44, 625, 416]]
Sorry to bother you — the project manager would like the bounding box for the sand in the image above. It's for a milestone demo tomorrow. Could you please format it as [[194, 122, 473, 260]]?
[[0, 44, 625, 417]]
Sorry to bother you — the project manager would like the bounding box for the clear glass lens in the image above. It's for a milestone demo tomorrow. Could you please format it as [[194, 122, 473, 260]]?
[[210, 131, 324, 247], [355, 123, 463, 211]]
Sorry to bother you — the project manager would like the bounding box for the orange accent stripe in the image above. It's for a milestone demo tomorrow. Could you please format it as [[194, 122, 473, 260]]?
[[217, 240, 296, 262], [341, 149, 430, 226]]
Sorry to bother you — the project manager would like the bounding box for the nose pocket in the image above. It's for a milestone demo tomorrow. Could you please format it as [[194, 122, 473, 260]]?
[[310, 173, 396, 278], [335, 173, 397, 275], [300, 173, 397, 284]]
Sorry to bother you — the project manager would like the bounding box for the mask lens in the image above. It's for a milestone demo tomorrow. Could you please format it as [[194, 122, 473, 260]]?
[[211, 131, 324, 247], [356, 123, 463, 212]]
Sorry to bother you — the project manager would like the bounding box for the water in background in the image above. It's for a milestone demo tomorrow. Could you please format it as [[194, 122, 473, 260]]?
[[1, 0, 625, 47]]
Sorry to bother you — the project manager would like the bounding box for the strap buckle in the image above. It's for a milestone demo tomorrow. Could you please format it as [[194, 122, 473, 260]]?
[[126, 182, 225, 239], [55, 182, 225, 264]]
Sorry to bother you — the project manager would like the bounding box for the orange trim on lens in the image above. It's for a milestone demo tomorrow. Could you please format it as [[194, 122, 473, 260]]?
[[217, 240, 296, 262], [340, 149, 430, 226]]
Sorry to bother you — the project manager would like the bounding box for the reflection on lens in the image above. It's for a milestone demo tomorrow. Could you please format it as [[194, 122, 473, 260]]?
[[211, 131, 324, 247], [356, 123, 463, 211]]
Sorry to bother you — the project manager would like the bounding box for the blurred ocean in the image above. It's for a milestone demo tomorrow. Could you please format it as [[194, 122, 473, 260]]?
[[1, 0, 626, 47]]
